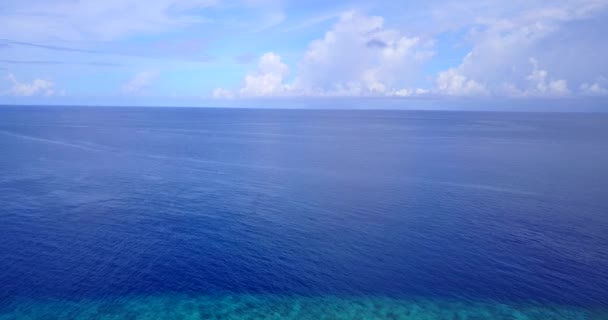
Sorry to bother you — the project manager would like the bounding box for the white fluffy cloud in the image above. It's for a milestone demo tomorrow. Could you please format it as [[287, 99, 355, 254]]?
[[434, 0, 608, 97], [293, 11, 433, 96], [122, 71, 159, 94], [521, 58, 570, 96], [239, 52, 290, 97], [436, 68, 488, 96], [439, 57, 571, 97], [5, 74, 55, 96], [214, 52, 289, 98], [214, 11, 434, 98], [580, 77, 608, 95], [217, 6, 608, 99], [212, 88, 235, 99]]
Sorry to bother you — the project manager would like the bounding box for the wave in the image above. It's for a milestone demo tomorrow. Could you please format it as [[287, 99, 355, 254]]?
[[0, 130, 110, 153]]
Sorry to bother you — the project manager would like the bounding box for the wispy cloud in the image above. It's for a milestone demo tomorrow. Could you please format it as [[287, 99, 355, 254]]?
[[0, 39, 215, 62], [282, 12, 341, 32], [122, 71, 160, 95], [0, 0, 218, 41], [0, 39, 106, 54], [0, 59, 122, 66]]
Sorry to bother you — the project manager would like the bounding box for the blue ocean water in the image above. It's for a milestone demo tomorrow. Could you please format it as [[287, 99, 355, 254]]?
[[0, 106, 607, 319]]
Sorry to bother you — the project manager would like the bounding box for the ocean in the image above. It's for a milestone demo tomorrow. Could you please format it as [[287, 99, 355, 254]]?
[[0, 106, 607, 319]]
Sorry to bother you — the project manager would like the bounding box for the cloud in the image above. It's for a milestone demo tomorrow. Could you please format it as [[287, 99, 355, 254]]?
[[0, 0, 218, 41], [253, 11, 286, 32], [282, 12, 341, 33], [239, 52, 290, 97], [212, 88, 235, 99], [433, 0, 608, 97], [0, 38, 216, 62], [5, 1, 603, 102], [580, 77, 608, 95], [436, 68, 488, 96], [122, 71, 159, 94], [293, 11, 434, 96], [0, 0, 290, 46], [366, 39, 388, 49], [437, 57, 572, 97], [5, 74, 55, 96], [520, 58, 570, 96], [0, 39, 106, 54], [214, 52, 289, 98], [212, 5, 608, 100], [0, 59, 121, 66], [215, 11, 434, 98]]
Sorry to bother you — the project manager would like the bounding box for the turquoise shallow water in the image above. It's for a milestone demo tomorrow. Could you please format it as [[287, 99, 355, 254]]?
[[2, 295, 607, 320]]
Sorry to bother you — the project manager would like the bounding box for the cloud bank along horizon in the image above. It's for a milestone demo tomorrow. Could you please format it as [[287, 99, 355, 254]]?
[[1, 0, 607, 106]]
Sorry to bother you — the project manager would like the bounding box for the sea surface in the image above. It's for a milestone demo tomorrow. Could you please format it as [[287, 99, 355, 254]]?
[[0, 106, 607, 319]]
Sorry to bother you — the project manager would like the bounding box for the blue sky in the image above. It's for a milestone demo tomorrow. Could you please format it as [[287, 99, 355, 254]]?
[[1, 0, 607, 107]]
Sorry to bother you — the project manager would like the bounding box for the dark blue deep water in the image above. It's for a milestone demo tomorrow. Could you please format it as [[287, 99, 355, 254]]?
[[1, 106, 607, 319]]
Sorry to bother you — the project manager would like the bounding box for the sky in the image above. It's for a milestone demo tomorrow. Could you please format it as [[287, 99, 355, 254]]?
[[1, 0, 608, 108]]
